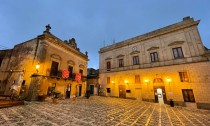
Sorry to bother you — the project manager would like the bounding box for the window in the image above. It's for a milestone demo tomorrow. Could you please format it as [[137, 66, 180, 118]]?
[[68, 66, 73, 77], [107, 88, 111, 93], [179, 72, 189, 82], [50, 61, 59, 76], [119, 59, 124, 67], [22, 80, 26, 86], [173, 47, 184, 59], [107, 61, 111, 71], [133, 56, 139, 65], [79, 69, 83, 76], [126, 90, 131, 93], [107, 77, 110, 84], [0, 58, 3, 67], [135, 75, 140, 84], [182, 89, 195, 102], [150, 52, 158, 62]]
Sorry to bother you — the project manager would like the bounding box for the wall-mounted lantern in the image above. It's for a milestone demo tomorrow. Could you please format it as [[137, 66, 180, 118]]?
[[124, 80, 129, 84], [36, 63, 40, 73], [144, 79, 149, 85]]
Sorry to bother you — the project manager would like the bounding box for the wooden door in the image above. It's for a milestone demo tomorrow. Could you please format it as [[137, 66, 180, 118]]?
[[135, 88, 142, 101], [119, 85, 126, 98]]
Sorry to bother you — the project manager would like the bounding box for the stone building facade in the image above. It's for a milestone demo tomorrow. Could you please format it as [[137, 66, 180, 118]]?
[[0, 25, 88, 100], [87, 68, 99, 95], [99, 17, 210, 109]]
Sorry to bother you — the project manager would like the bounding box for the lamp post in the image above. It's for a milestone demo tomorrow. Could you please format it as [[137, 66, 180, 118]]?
[[36, 63, 40, 73]]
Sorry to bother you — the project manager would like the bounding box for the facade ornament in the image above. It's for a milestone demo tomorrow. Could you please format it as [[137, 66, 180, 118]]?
[[43, 24, 51, 34]]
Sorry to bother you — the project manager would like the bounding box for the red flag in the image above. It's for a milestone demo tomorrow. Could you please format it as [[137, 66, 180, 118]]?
[[62, 70, 69, 78], [75, 73, 81, 81]]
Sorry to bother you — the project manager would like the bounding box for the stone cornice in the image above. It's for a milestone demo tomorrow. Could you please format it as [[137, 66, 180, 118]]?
[[105, 57, 112, 60], [116, 54, 125, 58], [130, 51, 140, 55], [38, 34, 88, 61], [168, 41, 185, 46], [99, 18, 200, 53], [147, 47, 159, 51]]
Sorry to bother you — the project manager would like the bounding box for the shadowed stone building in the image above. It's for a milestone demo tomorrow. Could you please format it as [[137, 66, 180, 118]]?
[[99, 17, 210, 109], [87, 68, 99, 95], [0, 25, 88, 100]]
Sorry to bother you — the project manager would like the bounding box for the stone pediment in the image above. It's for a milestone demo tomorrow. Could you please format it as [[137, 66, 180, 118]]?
[[67, 60, 75, 65], [105, 57, 112, 60], [79, 64, 85, 69], [168, 41, 184, 46], [147, 47, 159, 51], [130, 51, 140, 55], [51, 54, 61, 60], [116, 54, 125, 58]]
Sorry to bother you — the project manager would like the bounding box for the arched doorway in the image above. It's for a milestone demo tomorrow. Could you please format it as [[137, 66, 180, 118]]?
[[153, 78, 167, 104]]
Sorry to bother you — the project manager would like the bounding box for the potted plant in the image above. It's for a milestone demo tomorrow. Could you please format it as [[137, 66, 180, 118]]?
[[52, 90, 61, 104]]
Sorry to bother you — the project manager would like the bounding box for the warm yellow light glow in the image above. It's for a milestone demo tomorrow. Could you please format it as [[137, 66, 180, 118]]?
[[166, 78, 171, 82], [124, 80, 128, 84], [36, 64, 40, 69], [111, 81, 114, 84], [145, 79, 149, 83]]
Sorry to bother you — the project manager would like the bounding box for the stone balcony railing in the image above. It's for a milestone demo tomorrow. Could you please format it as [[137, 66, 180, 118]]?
[[100, 56, 208, 73]]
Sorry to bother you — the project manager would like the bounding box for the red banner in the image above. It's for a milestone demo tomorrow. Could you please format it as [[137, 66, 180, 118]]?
[[75, 73, 81, 81], [62, 70, 69, 78]]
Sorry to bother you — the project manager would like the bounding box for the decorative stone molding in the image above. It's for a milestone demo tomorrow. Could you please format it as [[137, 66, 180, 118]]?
[[168, 41, 184, 46], [116, 54, 125, 58], [105, 57, 112, 60], [130, 51, 140, 55], [79, 64, 85, 69], [147, 47, 159, 51], [51, 54, 61, 60], [67, 60, 75, 65]]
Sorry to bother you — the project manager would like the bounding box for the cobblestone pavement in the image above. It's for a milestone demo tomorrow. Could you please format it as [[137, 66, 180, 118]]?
[[0, 96, 210, 126]]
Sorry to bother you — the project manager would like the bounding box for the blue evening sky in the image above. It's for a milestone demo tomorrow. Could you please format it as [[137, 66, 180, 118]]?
[[0, 0, 210, 69]]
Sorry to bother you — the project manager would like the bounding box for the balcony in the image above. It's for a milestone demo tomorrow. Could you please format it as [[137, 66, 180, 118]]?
[[100, 57, 208, 73]]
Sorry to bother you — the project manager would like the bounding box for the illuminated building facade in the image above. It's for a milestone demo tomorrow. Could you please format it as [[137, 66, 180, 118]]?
[[99, 17, 210, 109], [0, 25, 88, 100]]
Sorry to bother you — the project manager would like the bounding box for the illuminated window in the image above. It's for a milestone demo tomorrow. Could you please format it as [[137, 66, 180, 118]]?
[[135, 75, 140, 84], [133, 56, 139, 65], [179, 72, 189, 82], [119, 59, 124, 67], [182, 89, 195, 102], [150, 52, 158, 62], [107, 77, 110, 84], [173, 47, 184, 59]]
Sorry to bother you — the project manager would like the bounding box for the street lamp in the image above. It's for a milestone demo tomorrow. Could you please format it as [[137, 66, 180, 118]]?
[[36, 63, 40, 73]]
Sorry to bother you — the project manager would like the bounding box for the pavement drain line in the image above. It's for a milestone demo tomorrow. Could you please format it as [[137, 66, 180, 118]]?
[[129, 105, 152, 126], [170, 108, 185, 125], [164, 105, 174, 126], [177, 108, 205, 126], [114, 104, 147, 126]]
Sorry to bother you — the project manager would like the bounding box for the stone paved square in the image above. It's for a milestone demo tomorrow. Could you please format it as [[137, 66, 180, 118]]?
[[0, 96, 210, 126]]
